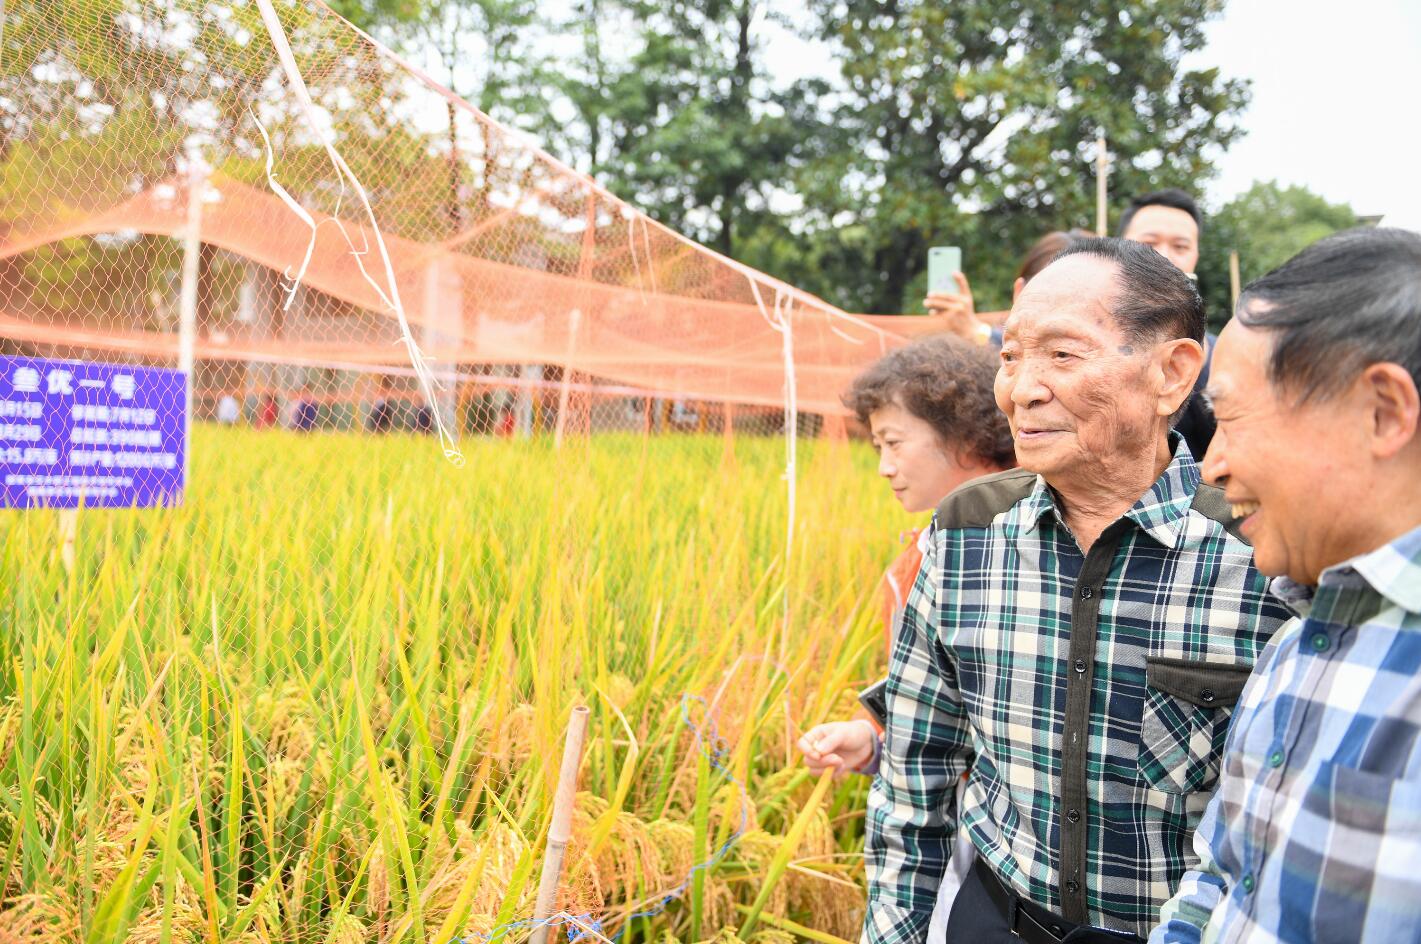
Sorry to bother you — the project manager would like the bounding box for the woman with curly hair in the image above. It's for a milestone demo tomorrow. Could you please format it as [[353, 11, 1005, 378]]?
[[797, 334, 1015, 940]]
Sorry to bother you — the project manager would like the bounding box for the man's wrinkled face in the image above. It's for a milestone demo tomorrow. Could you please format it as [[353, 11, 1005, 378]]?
[[1123, 205, 1199, 275], [995, 256, 1161, 482], [1200, 318, 1371, 585]]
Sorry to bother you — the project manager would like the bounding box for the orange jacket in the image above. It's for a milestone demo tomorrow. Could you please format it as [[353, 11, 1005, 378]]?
[[880, 528, 925, 653]]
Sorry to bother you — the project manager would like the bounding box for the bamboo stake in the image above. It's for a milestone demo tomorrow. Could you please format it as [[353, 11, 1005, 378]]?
[[1229, 250, 1242, 313], [1095, 134, 1109, 236], [529, 705, 591, 944]]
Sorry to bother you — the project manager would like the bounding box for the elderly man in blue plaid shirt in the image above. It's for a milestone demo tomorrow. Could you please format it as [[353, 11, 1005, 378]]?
[[1149, 228, 1421, 944], [863, 238, 1292, 944]]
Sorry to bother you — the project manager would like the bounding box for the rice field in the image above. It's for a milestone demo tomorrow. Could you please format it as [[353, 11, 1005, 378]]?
[[0, 423, 909, 944]]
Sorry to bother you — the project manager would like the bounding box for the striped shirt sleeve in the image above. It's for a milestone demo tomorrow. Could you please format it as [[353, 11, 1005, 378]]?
[[1151, 794, 1227, 944]]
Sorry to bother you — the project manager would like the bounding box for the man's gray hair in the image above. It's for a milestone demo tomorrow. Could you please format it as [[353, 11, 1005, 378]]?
[[1237, 227, 1421, 402], [1052, 237, 1205, 345]]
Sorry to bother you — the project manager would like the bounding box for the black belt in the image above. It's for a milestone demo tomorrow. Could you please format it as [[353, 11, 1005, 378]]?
[[973, 860, 1144, 944], [974, 859, 1078, 944]]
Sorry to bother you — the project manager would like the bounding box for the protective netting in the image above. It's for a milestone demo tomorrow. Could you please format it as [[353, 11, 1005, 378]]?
[[0, 0, 932, 941], [0, 0, 913, 426]]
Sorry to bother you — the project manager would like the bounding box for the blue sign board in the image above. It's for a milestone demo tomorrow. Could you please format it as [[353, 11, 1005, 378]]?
[[0, 356, 187, 509]]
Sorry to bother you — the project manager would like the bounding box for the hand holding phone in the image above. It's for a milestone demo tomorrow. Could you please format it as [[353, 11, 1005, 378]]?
[[925, 245, 990, 343]]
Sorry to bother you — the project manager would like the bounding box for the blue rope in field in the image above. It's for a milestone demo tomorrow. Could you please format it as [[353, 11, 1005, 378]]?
[[452, 693, 753, 944]]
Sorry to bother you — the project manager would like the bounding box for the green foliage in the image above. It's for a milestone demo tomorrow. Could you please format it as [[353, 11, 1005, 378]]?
[[405, 0, 1254, 316], [0, 0, 517, 324], [414, 0, 550, 132], [6, 0, 1326, 327], [326, 0, 426, 32], [365, 0, 1251, 316], [536, 0, 798, 257], [754, 0, 1250, 314], [1196, 180, 1358, 328]]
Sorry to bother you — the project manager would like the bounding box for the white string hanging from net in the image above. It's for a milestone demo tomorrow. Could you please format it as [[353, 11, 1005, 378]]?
[[252, 0, 464, 466], [746, 276, 798, 661]]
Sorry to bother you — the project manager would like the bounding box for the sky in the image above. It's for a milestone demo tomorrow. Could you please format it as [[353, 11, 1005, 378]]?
[[1185, 0, 1421, 223]]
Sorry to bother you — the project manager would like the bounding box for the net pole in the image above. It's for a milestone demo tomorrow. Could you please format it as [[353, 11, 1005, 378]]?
[[530, 705, 591, 944], [722, 401, 734, 467], [178, 160, 207, 482], [778, 295, 797, 668], [555, 193, 598, 448], [57, 507, 76, 575], [1095, 134, 1109, 236], [553, 309, 581, 448], [1229, 250, 1242, 312]]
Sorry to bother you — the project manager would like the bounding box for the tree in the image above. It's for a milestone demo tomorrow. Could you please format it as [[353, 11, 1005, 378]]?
[[760, 0, 1250, 315], [0, 0, 476, 331], [1196, 180, 1357, 329], [540, 0, 800, 257], [325, 0, 424, 32]]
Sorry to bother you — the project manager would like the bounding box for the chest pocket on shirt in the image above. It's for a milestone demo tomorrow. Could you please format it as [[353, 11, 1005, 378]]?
[[1295, 761, 1421, 935], [1138, 657, 1252, 795]]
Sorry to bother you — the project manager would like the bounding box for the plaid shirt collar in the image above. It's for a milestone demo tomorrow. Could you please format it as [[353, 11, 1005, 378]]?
[[1271, 521, 1421, 621], [1019, 435, 1200, 550]]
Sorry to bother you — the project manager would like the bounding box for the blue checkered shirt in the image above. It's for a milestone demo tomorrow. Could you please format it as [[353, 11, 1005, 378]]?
[[863, 442, 1291, 943], [1151, 523, 1421, 944]]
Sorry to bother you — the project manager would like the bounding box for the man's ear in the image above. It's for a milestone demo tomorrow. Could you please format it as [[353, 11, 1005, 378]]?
[[1154, 338, 1206, 417], [1361, 362, 1421, 460], [1011, 277, 1026, 302]]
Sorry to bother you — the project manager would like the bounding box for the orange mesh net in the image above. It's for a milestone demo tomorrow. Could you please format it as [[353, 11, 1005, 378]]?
[[0, 0, 928, 431]]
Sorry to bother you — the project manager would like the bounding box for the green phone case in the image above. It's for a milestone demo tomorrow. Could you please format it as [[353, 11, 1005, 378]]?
[[928, 246, 962, 295]]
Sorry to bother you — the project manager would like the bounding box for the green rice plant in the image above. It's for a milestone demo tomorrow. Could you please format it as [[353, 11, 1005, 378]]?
[[0, 423, 911, 942]]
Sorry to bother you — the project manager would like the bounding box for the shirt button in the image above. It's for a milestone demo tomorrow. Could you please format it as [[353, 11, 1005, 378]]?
[[1074, 659, 1087, 673], [1242, 872, 1256, 893], [1080, 586, 1094, 600], [1200, 689, 1216, 703], [1269, 747, 1285, 768], [1066, 880, 1080, 895], [1310, 633, 1330, 652], [1067, 808, 1081, 823]]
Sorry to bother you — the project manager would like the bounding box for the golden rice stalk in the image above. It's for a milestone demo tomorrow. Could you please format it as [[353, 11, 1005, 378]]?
[[0, 893, 80, 943], [0, 698, 19, 768], [749, 930, 795, 944], [324, 912, 367, 944], [368, 843, 390, 942], [738, 771, 837, 940], [423, 819, 532, 932], [126, 878, 207, 944]]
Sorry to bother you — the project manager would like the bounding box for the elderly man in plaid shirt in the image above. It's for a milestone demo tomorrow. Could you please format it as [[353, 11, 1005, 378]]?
[[1149, 228, 1421, 944], [863, 238, 1291, 944]]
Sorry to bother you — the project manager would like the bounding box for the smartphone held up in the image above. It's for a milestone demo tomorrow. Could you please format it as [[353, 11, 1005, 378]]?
[[927, 246, 962, 296]]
